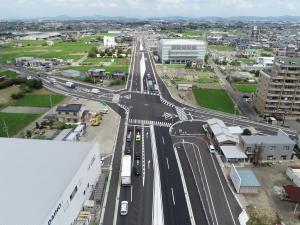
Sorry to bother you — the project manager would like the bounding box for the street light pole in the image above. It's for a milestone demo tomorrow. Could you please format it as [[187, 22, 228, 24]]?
[[3, 119, 9, 138]]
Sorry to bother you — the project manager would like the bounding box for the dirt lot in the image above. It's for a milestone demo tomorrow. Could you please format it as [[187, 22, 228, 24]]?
[[0, 85, 19, 105], [236, 160, 300, 225]]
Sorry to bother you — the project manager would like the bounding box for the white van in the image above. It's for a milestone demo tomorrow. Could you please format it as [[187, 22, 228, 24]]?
[[120, 201, 128, 216]]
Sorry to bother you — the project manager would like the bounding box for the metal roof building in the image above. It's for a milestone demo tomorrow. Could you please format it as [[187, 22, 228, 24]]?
[[0, 138, 101, 225], [230, 165, 261, 194]]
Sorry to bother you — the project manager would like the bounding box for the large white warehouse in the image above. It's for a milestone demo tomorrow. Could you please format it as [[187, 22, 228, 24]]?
[[0, 138, 101, 225], [157, 39, 206, 64]]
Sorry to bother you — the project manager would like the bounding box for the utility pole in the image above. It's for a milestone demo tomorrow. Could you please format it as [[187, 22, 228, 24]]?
[[3, 119, 9, 138], [233, 105, 238, 125]]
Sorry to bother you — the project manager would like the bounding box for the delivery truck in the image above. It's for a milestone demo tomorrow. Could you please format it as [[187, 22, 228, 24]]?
[[121, 155, 132, 186]]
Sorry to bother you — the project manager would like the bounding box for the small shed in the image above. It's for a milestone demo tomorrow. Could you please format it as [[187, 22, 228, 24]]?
[[177, 83, 193, 91], [286, 167, 300, 187], [230, 165, 261, 194]]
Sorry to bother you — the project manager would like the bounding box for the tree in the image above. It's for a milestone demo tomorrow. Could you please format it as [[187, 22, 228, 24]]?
[[242, 128, 252, 136], [205, 54, 209, 64], [88, 51, 96, 58], [35, 122, 40, 129], [185, 61, 192, 69], [26, 130, 32, 138]]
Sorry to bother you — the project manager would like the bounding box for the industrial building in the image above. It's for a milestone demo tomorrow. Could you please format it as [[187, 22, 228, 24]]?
[[253, 57, 300, 118], [0, 138, 101, 225], [157, 39, 206, 64]]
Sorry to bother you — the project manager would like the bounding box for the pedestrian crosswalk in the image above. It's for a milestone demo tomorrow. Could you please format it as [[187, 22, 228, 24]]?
[[130, 90, 159, 96], [160, 97, 175, 107], [175, 106, 188, 121], [118, 104, 129, 114], [129, 119, 172, 127]]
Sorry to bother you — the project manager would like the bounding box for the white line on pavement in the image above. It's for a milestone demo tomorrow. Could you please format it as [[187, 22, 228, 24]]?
[[162, 136, 165, 145], [166, 157, 170, 170], [171, 188, 176, 205], [131, 185, 133, 202]]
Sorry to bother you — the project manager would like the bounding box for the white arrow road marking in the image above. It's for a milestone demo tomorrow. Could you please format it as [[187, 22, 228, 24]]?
[[166, 158, 170, 170], [148, 160, 151, 169], [171, 188, 176, 205]]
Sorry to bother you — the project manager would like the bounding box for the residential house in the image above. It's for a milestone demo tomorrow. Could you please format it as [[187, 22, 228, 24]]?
[[239, 129, 295, 163], [87, 68, 108, 79], [56, 104, 86, 123]]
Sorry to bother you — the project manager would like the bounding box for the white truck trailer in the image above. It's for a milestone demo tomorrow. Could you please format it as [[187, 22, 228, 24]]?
[[121, 155, 132, 186], [66, 81, 76, 89]]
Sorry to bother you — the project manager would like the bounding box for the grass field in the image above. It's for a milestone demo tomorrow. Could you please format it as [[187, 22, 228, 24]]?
[[63, 65, 129, 74], [0, 112, 40, 137], [0, 36, 99, 63], [13, 94, 65, 107], [208, 45, 235, 52], [238, 58, 257, 64], [193, 88, 236, 114], [0, 70, 18, 78], [234, 84, 257, 93], [193, 76, 219, 83]]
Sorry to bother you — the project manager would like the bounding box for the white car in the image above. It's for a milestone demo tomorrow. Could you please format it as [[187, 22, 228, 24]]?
[[120, 201, 128, 216], [209, 145, 215, 153]]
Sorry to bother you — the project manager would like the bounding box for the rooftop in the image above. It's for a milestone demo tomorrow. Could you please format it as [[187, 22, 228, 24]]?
[[276, 57, 300, 66], [284, 185, 300, 203], [240, 132, 295, 145], [220, 145, 247, 159], [160, 39, 206, 45], [56, 104, 82, 113], [0, 138, 96, 225], [237, 169, 261, 187]]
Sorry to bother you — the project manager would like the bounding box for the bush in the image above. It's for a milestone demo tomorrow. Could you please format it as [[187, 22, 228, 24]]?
[[11, 92, 25, 100], [110, 79, 122, 86], [242, 128, 252, 136], [26, 79, 43, 89], [0, 77, 27, 89]]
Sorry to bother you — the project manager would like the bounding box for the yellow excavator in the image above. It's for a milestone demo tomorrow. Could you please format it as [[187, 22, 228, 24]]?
[[91, 113, 102, 126]]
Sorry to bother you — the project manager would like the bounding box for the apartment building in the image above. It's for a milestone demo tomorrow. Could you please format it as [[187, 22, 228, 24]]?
[[157, 39, 206, 64], [253, 57, 300, 118]]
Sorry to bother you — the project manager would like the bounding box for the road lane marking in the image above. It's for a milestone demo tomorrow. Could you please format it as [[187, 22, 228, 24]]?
[[162, 136, 165, 145], [166, 157, 170, 170], [142, 126, 145, 187], [131, 185, 133, 202], [171, 188, 176, 205], [148, 160, 151, 169]]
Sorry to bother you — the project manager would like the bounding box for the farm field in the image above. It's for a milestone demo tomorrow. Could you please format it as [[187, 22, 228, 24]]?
[[234, 84, 257, 93], [208, 44, 235, 52], [0, 69, 18, 78], [0, 112, 40, 137], [62, 65, 129, 74], [13, 94, 65, 107], [192, 88, 236, 114]]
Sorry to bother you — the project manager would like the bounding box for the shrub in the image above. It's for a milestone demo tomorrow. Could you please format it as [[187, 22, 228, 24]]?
[[26, 79, 43, 89], [11, 92, 25, 99], [0, 77, 27, 89]]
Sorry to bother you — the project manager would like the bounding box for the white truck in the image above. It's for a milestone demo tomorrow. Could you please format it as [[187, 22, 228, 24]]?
[[121, 155, 132, 186], [91, 88, 100, 94], [65, 81, 76, 89]]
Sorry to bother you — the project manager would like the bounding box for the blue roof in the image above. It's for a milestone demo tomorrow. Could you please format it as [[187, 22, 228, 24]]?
[[238, 169, 261, 187]]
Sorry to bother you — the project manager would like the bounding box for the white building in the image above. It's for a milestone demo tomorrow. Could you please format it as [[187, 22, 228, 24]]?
[[256, 57, 274, 67], [157, 39, 206, 64], [103, 36, 116, 48], [0, 138, 101, 225]]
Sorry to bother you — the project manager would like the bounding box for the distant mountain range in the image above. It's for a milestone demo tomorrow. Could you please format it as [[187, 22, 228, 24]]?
[[4, 15, 300, 22]]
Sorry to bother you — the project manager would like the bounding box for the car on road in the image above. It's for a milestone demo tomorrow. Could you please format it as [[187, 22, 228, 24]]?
[[120, 201, 128, 216], [209, 144, 215, 153], [135, 151, 141, 160], [135, 132, 141, 141], [134, 160, 141, 176], [126, 131, 132, 142], [125, 147, 131, 155]]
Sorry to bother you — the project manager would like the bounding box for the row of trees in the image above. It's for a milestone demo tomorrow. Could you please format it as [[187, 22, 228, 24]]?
[[11, 79, 43, 100], [88, 47, 131, 58]]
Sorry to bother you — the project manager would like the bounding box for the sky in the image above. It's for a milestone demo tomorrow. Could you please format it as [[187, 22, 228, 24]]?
[[1, 0, 300, 19]]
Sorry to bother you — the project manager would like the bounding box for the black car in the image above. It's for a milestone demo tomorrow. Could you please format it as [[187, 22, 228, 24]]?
[[135, 151, 141, 160], [125, 148, 131, 155], [134, 160, 141, 176]]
